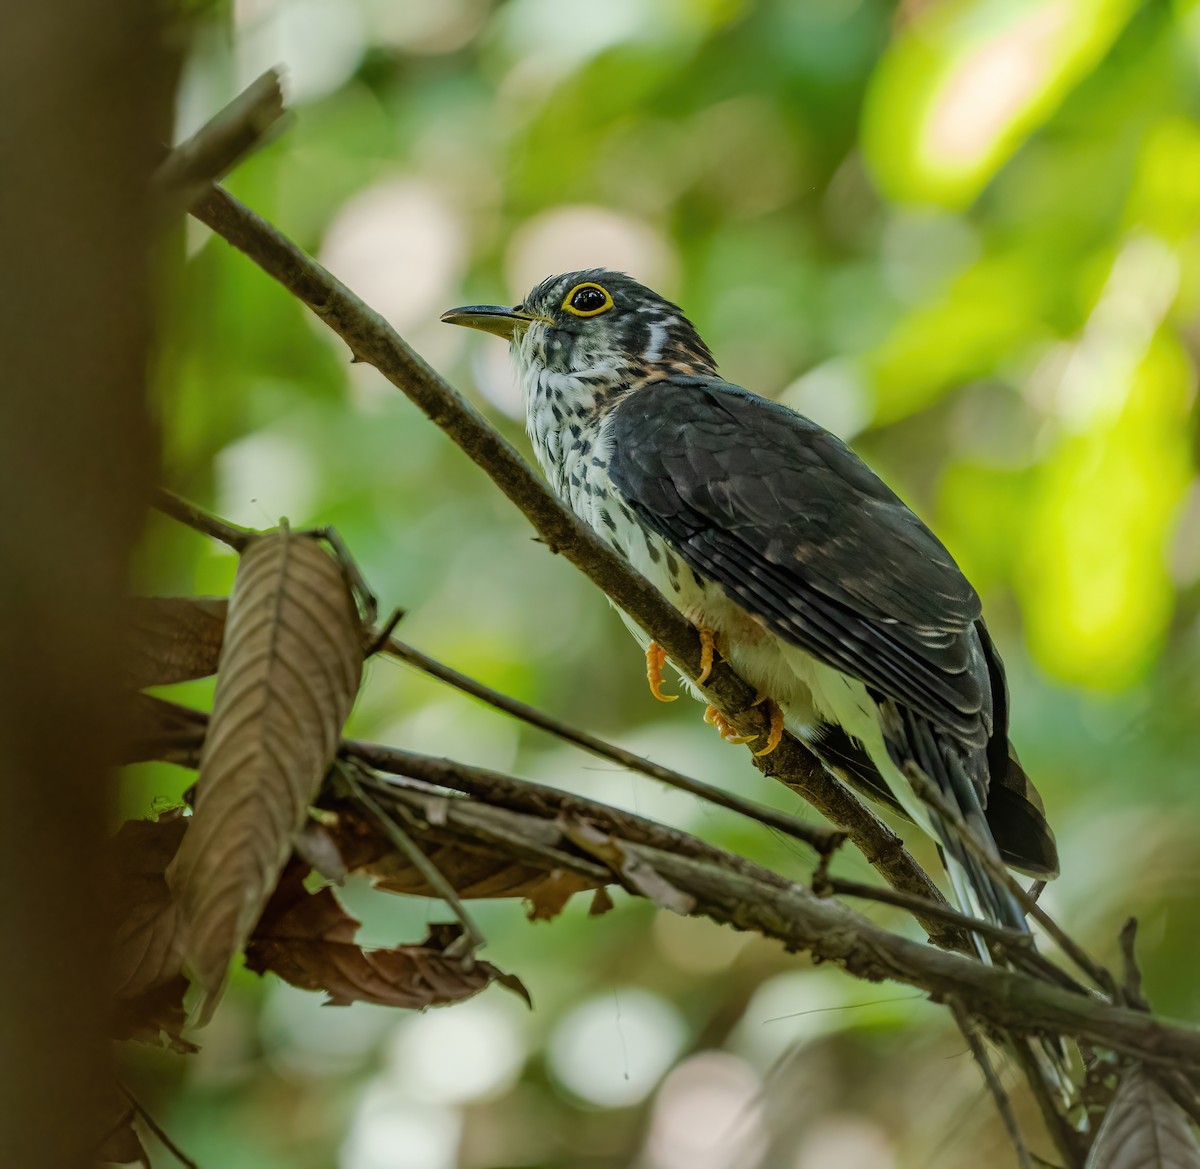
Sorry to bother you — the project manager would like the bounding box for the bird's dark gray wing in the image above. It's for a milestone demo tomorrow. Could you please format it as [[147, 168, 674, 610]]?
[[606, 376, 992, 747]]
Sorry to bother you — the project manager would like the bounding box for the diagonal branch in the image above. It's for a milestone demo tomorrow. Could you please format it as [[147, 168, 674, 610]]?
[[184, 179, 957, 941], [381, 635, 842, 857]]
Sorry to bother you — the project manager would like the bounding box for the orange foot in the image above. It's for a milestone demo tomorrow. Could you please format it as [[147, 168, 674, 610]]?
[[646, 627, 717, 701], [645, 641, 678, 703], [751, 695, 785, 757], [695, 626, 716, 685], [704, 704, 755, 744]]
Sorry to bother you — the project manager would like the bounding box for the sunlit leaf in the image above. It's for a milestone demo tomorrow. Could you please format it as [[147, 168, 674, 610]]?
[[867, 252, 1043, 421], [166, 529, 363, 1006], [1020, 328, 1192, 687], [863, 0, 1139, 208]]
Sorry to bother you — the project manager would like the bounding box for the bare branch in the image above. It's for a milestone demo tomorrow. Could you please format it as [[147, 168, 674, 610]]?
[[342, 739, 799, 893], [185, 182, 957, 941], [152, 70, 287, 216], [125, 704, 1200, 1071]]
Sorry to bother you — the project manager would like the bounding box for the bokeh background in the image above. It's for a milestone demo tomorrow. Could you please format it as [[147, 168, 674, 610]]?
[[125, 1, 1200, 1166]]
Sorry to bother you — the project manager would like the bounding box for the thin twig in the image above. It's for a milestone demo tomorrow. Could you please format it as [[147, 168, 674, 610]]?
[[949, 999, 1033, 1169], [1118, 918, 1149, 1011], [346, 770, 615, 885], [152, 487, 255, 550], [342, 738, 799, 892], [119, 1081, 200, 1169], [186, 181, 958, 939], [337, 760, 486, 959], [381, 635, 843, 857], [1011, 1039, 1087, 1169]]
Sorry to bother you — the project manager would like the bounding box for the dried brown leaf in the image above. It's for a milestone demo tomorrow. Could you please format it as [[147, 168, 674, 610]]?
[[525, 869, 597, 922], [561, 818, 696, 914], [109, 817, 186, 1000], [123, 694, 207, 765], [96, 1103, 148, 1168], [1086, 1065, 1200, 1169], [112, 974, 196, 1053], [589, 887, 615, 917], [125, 596, 228, 689], [166, 530, 363, 1004], [247, 867, 528, 1009]]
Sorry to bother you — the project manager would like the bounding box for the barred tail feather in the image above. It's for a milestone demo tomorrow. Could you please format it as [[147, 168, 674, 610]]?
[[883, 702, 1027, 936]]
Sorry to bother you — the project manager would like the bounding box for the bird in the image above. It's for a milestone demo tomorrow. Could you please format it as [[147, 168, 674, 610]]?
[[442, 269, 1058, 938]]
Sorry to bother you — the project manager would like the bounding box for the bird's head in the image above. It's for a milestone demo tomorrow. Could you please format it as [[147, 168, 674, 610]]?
[[441, 269, 716, 386]]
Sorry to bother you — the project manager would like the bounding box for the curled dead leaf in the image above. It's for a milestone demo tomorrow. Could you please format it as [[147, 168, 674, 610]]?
[[166, 529, 363, 1007], [589, 887, 615, 917], [525, 869, 597, 922], [123, 694, 207, 766], [247, 865, 528, 1009]]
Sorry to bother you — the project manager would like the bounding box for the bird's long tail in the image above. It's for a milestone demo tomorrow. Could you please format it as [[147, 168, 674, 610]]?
[[886, 705, 1074, 1098], [887, 704, 1024, 939]]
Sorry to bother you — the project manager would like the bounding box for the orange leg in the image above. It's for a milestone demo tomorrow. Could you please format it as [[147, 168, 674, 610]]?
[[703, 704, 755, 745], [645, 641, 678, 703]]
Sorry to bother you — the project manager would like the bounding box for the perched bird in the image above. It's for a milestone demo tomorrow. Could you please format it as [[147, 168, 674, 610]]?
[[442, 270, 1058, 936]]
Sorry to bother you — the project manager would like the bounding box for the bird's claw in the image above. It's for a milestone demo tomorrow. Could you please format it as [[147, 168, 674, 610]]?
[[752, 696, 784, 757], [704, 704, 755, 744], [646, 641, 678, 702], [695, 626, 716, 685]]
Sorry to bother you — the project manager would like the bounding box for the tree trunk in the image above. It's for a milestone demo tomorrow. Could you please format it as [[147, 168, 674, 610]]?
[[0, 4, 174, 1166]]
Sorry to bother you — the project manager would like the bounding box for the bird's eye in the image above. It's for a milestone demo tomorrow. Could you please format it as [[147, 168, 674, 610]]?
[[562, 282, 613, 318]]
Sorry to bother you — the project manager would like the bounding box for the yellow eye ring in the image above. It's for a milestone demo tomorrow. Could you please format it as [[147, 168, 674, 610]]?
[[562, 282, 614, 318]]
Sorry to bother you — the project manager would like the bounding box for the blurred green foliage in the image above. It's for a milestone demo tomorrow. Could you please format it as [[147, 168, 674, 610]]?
[[126, 1, 1200, 1166]]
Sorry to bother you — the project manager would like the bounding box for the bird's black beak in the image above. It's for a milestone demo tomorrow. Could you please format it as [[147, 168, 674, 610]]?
[[440, 304, 536, 340]]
